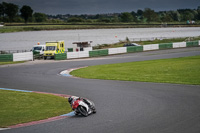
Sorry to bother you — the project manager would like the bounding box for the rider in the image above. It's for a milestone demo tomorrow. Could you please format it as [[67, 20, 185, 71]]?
[[68, 96, 92, 108]]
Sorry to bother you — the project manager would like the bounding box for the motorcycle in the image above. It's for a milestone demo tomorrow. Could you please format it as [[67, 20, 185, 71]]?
[[71, 98, 96, 117]]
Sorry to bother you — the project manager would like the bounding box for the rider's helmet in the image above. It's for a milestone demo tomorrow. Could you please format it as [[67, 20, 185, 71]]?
[[68, 96, 73, 103]]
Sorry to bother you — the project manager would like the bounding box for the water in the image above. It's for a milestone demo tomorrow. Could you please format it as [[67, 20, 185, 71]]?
[[0, 27, 200, 51]]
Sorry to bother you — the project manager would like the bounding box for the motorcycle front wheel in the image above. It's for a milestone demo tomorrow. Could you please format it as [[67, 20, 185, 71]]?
[[77, 106, 88, 117]]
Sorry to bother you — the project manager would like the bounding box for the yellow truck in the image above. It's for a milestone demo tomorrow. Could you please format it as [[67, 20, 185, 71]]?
[[44, 41, 65, 59]]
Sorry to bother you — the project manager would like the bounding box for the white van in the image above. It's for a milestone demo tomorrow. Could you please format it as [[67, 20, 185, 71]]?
[[32, 45, 46, 55]]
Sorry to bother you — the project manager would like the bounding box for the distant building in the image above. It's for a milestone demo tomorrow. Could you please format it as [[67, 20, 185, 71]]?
[[72, 41, 93, 51]]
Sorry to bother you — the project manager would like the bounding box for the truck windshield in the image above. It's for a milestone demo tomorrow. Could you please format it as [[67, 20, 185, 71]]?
[[33, 47, 42, 50], [46, 46, 56, 51]]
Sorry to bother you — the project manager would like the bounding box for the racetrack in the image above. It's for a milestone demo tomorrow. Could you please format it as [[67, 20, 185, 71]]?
[[1, 47, 200, 133]]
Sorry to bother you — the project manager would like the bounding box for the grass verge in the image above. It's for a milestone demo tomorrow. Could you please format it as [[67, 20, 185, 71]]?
[[0, 61, 25, 65], [0, 90, 71, 128], [71, 55, 200, 85], [0, 24, 164, 33], [1, 23, 200, 33]]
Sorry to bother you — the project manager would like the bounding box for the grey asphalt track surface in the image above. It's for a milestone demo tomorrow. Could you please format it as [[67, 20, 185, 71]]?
[[1, 47, 200, 133]]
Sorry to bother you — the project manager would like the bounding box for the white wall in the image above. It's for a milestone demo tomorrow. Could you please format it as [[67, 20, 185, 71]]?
[[67, 51, 89, 59], [84, 47, 93, 51], [173, 42, 186, 48], [108, 47, 127, 55], [143, 44, 159, 51], [13, 52, 33, 62]]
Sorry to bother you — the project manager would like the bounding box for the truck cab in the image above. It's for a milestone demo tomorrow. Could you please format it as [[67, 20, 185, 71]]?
[[44, 41, 65, 59], [32, 44, 46, 55]]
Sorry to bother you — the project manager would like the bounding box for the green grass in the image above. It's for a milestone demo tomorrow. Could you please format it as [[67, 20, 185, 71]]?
[[1, 23, 200, 33], [0, 90, 71, 128], [0, 61, 25, 65], [71, 55, 200, 85], [0, 24, 154, 33]]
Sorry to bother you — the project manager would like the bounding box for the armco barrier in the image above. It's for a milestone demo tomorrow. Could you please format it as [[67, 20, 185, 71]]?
[[108, 47, 127, 55], [127, 46, 143, 53], [0, 54, 13, 62], [13, 52, 33, 61], [159, 43, 173, 50], [89, 49, 108, 57], [55, 53, 67, 60], [173, 42, 186, 48], [186, 41, 199, 47]]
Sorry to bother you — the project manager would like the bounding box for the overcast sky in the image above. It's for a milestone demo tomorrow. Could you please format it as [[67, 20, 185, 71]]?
[[1, 0, 200, 15]]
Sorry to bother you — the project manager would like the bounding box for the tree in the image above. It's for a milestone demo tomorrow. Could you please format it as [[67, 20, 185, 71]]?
[[143, 8, 159, 23], [161, 13, 173, 22], [137, 9, 143, 16], [67, 17, 85, 22], [98, 17, 111, 23], [33, 12, 47, 22], [197, 8, 200, 20], [111, 16, 120, 23], [131, 11, 137, 22], [169, 11, 181, 21], [180, 11, 194, 21], [120, 12, 134, 22], [0, 3, 5, 17], [20, 5, 33, 23], [4, 2, 18, 22]]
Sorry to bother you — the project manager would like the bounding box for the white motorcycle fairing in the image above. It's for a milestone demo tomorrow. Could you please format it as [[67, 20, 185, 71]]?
[[78, 101, 92, 114]]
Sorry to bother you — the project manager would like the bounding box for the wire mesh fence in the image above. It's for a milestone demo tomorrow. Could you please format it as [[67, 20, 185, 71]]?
[[0, 50, 31, 54]]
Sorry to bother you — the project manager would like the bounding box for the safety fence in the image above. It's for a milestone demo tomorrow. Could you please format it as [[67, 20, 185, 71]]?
[[67, 51, 89, 59], [89, 49, 109, 57], [159, 43, 173, 49], [0, 52, 33, 62], [55, 53, 67, 60], [0, 54, 13, 62], [0, 41, 199, 62], [65, 40, 199, 60], [143, 44, 159, 51], [108, 47, 127, 55], [13, 52, 33, 62], [127, 46, 143, 53]]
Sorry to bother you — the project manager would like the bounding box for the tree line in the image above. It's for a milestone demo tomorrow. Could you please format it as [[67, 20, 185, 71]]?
[[0, 2, 47, 23], [0, 1, 200, 24], [64, 7, 200, 23]]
